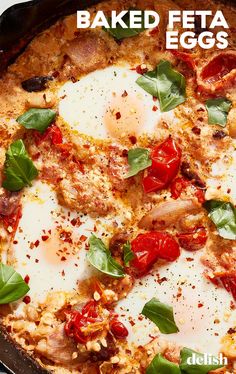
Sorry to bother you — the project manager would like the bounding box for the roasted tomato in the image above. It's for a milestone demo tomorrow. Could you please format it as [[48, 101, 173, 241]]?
[[131, 232, 180, 275], [34, 124, 63, 145], [209, 273, 236, 302], [177, 227, 208, 251], [143, 138, 181, 193], [64, 300, 99, 344], [170, 50, 196, 70], [170, 177, 205, 203], [110, 320, 128, 339], [170, 178, 190, 199]]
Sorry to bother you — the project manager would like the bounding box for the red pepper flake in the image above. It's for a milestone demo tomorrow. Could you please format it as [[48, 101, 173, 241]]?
[[61, 256, 66, 261], [186, 257, 194, 262], [13, 240, 18, 244], [192, 126, 201, 135], [138, 315, 144, 321], [62, 270, 65, 277], [71, 76, 77, 83], [70, 217, 81, 227], [34, 240, 40, 248], [26, 254, 31, 259], [24, 275, 30, 284], [129, 319, 135, 327], [122, 149, 128, 157], [35, 259, 39, 263], [6, 326, 12, 333], [60, 230, 72, 244], [227, 188, 231, 194], [80, 235, 87, 242], [153, 96, 157, 102], [23, 296, 31, 304], [135, 64, 148, 75], [115, 112, 121, 120], [152, 105, 158, 112], [198, 303, 204, 308], [42, 235, 49, 241], [129, 135, 137, 145], [122, 90, 128, 97], [230, 301, 236, 310]]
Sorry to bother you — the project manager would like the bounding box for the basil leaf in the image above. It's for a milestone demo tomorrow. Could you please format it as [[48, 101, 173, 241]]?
[[141, 297, 179, 334], [17, 108, 56, 133], [104, 10, 146, 40], [0, 263, 30, 304], [125, 148, 151, 178], [180, 347, 224, 373], [136, 60, 186, 112], [88, 234, 125, 278], [123, 241, 135, 266], [146, 353, 181, 374], [206, 98, 231, 127], [204, 200, 236, 240], [2, 139, 38, 192]]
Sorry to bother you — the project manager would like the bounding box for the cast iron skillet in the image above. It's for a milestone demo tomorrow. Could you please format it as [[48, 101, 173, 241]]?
[[1, 0, 236, 373], [0, 2, 102, 372], [0, 0, 101, 73]]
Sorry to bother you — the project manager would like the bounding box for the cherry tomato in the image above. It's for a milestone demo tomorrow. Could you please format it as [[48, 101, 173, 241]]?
[[209, 273, 236, 302], [64, 300, 99, 344], [131, 232, 180, 275], [170, 178, 190, 199], [143, 138, 181, 193], [33, 124, 63, 145], [177, 227, 207, 251], [110, 320, 128, 339]]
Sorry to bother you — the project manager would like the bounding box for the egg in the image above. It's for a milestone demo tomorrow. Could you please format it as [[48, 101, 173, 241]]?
[[59, 65, 168, 141], [10, 181, 124, 304]]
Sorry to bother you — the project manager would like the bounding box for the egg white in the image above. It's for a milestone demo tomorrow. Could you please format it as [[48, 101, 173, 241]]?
[[58, 65, 169, 141]]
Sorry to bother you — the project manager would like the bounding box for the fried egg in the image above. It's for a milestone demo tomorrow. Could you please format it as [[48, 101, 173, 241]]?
[[59, 65, 173, 141]]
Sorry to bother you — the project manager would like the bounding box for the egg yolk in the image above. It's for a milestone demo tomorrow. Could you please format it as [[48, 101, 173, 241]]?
[[104, 94, 146, 139]]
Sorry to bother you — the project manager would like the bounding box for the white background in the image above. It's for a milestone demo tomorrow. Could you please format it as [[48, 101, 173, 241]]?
[[0, 0, 30, 16]]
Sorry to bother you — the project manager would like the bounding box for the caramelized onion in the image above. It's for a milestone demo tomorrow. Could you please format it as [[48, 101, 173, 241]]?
[[139, 199, 201, 230]]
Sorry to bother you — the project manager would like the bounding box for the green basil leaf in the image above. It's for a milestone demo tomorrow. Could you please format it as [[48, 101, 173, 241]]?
[[146, 353, 181, 374], [141, 297, 179, 334], [180, 347, 224, 373], [104, 10, 146, 40], [2, 139, 38, 192], [123, 241, 135, 266], [88, 234, 125, 278], [206, 98, 231, 127], [125, 148, 151, 178], [204, 200, 236, 240], [0, 263, 30, 304], [17, 108, 56, 133], [136, 60, 186, 112]]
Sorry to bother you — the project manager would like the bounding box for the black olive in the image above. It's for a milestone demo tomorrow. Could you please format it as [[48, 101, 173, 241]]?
[[21, 76, 53, 92]]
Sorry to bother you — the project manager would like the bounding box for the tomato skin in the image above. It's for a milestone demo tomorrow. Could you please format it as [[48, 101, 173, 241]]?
[[64, 300, 99, 344], [143, 138, 181, 193], [110, 320, 128, 339], [220, 275, 236, 301], [33, 124, 63, 145], [131, 232, 180, 275], [177, 227, 207, 251], [170, 50, 196, 70]]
